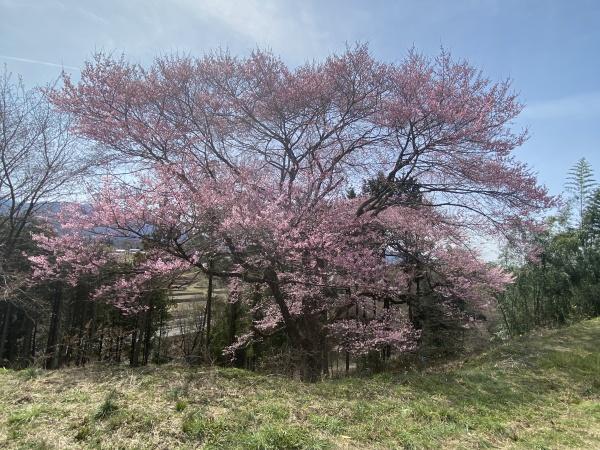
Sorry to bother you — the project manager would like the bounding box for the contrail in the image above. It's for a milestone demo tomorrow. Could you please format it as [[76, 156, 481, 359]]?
[[0, 55, 79, 71]]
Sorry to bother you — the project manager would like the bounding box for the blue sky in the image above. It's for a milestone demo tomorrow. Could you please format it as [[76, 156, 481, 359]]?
[[1, 0, 599, 196]]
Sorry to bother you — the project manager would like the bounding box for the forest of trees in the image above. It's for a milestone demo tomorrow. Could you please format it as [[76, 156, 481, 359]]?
[[0, 47, 598, 382], [499, 158, 600, 335]]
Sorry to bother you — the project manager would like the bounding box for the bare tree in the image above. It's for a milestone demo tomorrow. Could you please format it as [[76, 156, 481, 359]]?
[[0, 67, 87, 364]]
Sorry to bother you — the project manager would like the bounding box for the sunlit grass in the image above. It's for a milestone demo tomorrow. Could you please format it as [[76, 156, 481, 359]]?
[[1, 318, 599, 449]]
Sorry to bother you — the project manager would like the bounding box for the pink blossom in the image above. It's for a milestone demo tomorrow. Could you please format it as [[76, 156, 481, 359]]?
[[32, 46, 554, 355]]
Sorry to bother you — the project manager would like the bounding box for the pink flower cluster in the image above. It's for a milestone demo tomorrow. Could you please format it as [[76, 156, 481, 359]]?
[[28, 46, 553, 353]]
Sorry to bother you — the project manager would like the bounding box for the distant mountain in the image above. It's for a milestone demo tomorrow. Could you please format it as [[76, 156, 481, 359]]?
[[0, 201, 142, 249]]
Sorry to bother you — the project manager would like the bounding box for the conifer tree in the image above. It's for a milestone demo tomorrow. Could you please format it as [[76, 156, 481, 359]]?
[[566, 158, 597, 226]]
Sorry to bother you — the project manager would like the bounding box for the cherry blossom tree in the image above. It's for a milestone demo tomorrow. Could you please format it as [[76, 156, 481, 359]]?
[[31, 46, 553, 381]]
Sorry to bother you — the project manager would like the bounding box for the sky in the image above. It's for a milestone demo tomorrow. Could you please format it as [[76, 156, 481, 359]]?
[[1, 0, 599, 196]]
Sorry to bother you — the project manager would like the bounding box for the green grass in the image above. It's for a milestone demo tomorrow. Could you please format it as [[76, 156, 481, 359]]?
[[93, 389, 119, 420], [1, 319, 599, 449]]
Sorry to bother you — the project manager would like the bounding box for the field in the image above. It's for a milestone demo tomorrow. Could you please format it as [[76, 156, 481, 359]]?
[[1, 319, 599, 449]]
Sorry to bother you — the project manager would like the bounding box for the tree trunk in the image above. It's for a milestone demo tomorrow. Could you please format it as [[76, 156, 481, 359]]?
[[98, 330, 104, 360], [142, 304, 153, 365], [31, 321, 37, 358], [45, 284, 63, 369], [130, 314, 142, 367], [227, 299, 245, 367], [21, 317, 34, 365], [0, 302, 11, 363], [205, 260, 214, 359], [116, 333, 123, 363], [227, 299, 237, 347], [130, 329, 139, 366], [155, 311, 164, 363], [301, 348, 322, 383], [266, 271, 324, 382], [320, 313, 329, 377], [6, 307, 22, 363], [76, 321, 85, 366]]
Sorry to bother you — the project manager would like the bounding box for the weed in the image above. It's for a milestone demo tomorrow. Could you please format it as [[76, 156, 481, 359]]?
[[166, 384, 188, 401], [182, 411, 228, 442], [74, 421, 92, 442], [93, 389, 119, 420], [243, 424, 330, 450], [307, 414, 344, 433], [8, 405, 47, 426], [17, 367, 41, 380], [14, 440, 54, 450]]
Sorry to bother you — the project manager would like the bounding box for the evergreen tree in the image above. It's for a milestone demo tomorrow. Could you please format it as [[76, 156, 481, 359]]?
[[565, 158, 597, 226], [583, 188, 600, 244]]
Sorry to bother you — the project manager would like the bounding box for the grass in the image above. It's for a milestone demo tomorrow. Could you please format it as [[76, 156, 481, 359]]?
[[93, 389, 119, 420], [1, 319, 599, 449]]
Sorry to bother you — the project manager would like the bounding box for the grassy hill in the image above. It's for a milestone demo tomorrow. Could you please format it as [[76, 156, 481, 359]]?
[[1, 319, 599, 449]]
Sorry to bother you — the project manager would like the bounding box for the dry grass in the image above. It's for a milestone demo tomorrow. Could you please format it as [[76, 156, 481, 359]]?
[[1, 319, 599, 449]]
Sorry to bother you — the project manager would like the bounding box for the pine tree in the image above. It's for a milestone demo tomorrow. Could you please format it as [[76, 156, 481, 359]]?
[[566, 158, 597, 226], [583, 188, 600, 243]]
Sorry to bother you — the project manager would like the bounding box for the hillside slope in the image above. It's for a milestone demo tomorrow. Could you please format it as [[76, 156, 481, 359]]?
[[1, 319, 599, 449]]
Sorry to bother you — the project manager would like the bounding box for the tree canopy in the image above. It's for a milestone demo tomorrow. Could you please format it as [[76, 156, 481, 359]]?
[[28, 46, 553, 380]]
